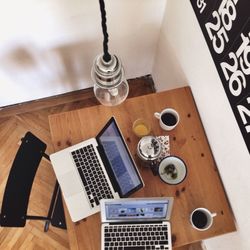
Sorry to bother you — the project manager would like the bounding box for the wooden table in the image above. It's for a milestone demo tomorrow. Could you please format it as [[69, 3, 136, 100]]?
[[49, 86, 236, 249]]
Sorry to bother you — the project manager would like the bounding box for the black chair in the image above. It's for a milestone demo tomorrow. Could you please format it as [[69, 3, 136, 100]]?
[[0, 131, 66, 232]]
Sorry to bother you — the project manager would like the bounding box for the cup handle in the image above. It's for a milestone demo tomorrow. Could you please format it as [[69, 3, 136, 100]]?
[[154, 112, 161, 119], [211, 212, 217, 217]]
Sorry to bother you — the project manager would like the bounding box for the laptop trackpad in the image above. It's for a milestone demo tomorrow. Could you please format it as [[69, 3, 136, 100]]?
[[58, 171, 83, 197]]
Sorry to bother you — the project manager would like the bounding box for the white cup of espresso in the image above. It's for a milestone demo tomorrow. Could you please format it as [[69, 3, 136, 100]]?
[[154, 108, 179, 131], [190, 208, 217, 231]]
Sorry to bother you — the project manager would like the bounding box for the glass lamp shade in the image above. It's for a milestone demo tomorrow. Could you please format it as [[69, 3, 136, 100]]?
[[91, 54, 129, 106]]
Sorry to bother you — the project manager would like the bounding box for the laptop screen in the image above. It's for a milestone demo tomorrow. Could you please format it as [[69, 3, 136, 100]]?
[[101, 198, 173, 222], [97, 117, 143, 197]]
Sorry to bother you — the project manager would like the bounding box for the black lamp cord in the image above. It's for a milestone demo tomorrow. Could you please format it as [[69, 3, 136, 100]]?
[[99, 0, 112, 62]]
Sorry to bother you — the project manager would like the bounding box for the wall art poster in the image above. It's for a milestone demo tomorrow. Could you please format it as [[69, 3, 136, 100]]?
[[190, 0, 250, 153]]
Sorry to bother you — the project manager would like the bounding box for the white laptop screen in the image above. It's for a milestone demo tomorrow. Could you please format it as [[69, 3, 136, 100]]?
[[97, 117, 143, 197], [102, 198, 173, 222]]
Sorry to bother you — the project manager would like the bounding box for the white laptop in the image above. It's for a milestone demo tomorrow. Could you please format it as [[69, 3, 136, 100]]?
[[50, 117, 144, 222], [100, 197, 173, 250]]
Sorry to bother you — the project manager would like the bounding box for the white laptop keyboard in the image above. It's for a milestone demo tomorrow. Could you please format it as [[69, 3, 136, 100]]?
[[103, 223, 170, 250], [71, 144, 113, 208]]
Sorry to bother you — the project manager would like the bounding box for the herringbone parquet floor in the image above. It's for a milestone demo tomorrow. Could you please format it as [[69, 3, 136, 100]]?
[[0, 77, 155, 249]]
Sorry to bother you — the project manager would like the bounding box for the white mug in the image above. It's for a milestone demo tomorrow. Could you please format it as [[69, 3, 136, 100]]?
[[190, 208, 217, 231], [154, 108, 179, 131]]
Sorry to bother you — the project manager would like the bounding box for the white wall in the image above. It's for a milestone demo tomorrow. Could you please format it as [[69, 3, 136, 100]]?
[[152, 1, 250, 250], [0, 0, 166, 107]]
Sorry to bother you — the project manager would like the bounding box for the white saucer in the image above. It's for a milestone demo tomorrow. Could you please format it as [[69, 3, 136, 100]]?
[[158, 156, 187, 185]]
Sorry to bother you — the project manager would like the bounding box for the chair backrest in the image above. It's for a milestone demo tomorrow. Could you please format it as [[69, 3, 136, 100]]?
[[0, 132, 46, 227]]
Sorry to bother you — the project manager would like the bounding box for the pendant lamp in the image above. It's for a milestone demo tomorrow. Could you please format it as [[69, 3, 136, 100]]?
[[91, 0, 129, 106]]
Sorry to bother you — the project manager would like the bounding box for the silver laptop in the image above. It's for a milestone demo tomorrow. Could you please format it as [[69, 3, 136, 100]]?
[[100, 197, 174, 250], [50, 117, 144, 222]]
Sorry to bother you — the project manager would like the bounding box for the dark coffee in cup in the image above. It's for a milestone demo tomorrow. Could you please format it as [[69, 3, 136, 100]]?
[[190, 208, 217, 231], [154, 108, 180, 131], [161, 113, 177, 126], [191, 210, 208, 229]]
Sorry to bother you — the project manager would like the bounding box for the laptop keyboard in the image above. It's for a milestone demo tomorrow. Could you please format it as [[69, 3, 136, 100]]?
[[103, 223, 170, 250], [71, 144, 114, 208]]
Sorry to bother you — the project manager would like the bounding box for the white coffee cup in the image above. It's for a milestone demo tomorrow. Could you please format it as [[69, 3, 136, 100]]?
[[190, 208, 217, 231], [154, 108, 179, 131]]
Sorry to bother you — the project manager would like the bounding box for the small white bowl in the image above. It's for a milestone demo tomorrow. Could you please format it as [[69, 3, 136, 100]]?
[[158, 156, 187, 185]]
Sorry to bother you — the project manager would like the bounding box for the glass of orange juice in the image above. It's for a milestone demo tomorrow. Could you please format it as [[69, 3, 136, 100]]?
[[132, 118, 151, 137]]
